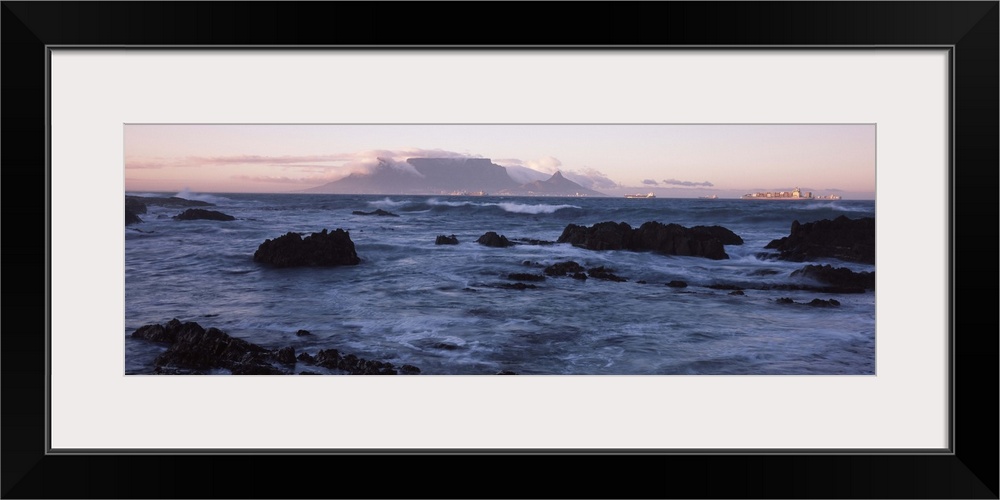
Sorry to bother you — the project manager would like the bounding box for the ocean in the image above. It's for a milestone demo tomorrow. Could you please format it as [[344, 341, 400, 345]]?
[[125, 193, 876, 375]]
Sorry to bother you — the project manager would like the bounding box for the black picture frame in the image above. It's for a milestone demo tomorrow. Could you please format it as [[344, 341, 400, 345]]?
[[3, 2, 996, 498]]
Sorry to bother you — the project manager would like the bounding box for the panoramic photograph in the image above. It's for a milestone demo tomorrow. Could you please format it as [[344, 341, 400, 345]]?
[[124, 124, 876, 375]]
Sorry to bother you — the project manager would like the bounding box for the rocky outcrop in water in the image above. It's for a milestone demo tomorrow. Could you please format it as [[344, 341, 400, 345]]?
[[435, 234, 459, 245], [352, 209, 399, 217], [125, 197, 147, 225], [476, 231, 514, 248], [557, 221, 740, 260], [132, 319, 419, 375], [173, 208, 236, 221], [126, 211, 143, 225], [764, 215, 875, 264], [134, 319, 282, 374], [587, 266, 627, 282], [543, 261, 585, 277], [253, 229, 361, 267], [790, 264, 875, 290], [313, 349, 399, 375], [125, 197, 148, 214], [775, 298, 841, 307], [126, 195, 214, 208]]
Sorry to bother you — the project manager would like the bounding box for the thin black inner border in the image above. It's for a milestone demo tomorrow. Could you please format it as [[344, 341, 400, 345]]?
[[44, 45, 954, 455]]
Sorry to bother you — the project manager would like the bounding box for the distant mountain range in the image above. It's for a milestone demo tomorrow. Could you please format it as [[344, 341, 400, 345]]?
[[303, 157, 606, 197]]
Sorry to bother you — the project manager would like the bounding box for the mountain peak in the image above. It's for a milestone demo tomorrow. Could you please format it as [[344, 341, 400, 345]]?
[[550, 171, 565, 179]]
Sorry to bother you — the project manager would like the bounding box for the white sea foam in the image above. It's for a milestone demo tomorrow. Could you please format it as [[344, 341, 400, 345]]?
[[367, 197, 409, 209], [173, 188, 230, 204], [492, 202, 580, 214]]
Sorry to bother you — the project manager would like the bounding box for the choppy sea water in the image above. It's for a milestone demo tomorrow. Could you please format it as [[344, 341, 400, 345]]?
[[125, 193, 876, 375]]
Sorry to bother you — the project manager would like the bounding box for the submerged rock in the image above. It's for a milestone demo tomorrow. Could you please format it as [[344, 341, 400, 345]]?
[[667, 280, 688, 288], [253, 229, 361, 267], [790, 264, 875, 290], [511, 238, 555, 246], [173, 208, 236, 221], [808, 298, 841, 307], [544, 261, 585, 277], [476, 231, 514, 248], [352, 209, 399, 217], [557, 221, 738, 260], [764, 215, 875, 264], [435, 234, 459, 245], [774, 297, 841, 307], [125, 195, 214, 208], [587, 266, 627, 282]]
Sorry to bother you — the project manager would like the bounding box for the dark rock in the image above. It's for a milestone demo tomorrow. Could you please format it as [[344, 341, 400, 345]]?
[[557, 221, 632, 250], [276, 347, 296, 365], [133, 320, 415, 375], [791, 264, 875, 290], [400, 364, 421, 375], [125, 212, 144, 225], [729, 290, 745, 296], [173, 208, 236, 221], [557, 221, 736, 260], [588, 266, 627, 282], [314, 349, 342, 368], [544, 261, 585, 276], [352, 209, 399, 217], [632, 221, 731, 259], [572, 272, 588, 280], [125, 196, 148, 214], [764, 216, 875, 264], [511, 238, 555, 246], [476, 231, 514, 247], [497, 370, 517, 375], [315, 348, 403, 375], [435, 234, 459, 245], [808, 298, 841, 307], [637, 280, 647, 284], [507, 273, 546, 282], [144, 321, 282, 374], [132, 318, 201, 344], [691, 225, 744, 245], [776, 297, 795, 304], [253, 229, 361, 267], [125, 195, 214, 208], [299, 371, 319, 375], [125, 196, 146, 226], [295, 329, 312, 337], [667, 280, 688, 288]]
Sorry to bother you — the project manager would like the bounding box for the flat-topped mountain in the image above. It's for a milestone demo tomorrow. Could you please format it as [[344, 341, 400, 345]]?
[[518, 171, 604, 196], [305, 158, 605, 197]]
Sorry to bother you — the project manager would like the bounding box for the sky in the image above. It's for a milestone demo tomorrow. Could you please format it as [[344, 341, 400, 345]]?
[[124, 124, 876, 199]]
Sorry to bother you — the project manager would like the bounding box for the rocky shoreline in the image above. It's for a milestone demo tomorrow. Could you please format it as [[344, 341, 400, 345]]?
[[127, 193, 875, 375]]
